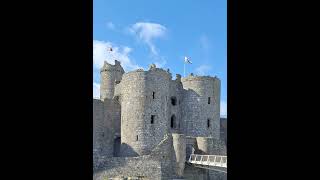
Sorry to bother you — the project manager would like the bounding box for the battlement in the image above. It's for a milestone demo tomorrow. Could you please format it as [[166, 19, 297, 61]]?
[[121, 63, 173, 81], [181, 74, 219, 82], [100, 60, 125, 72]]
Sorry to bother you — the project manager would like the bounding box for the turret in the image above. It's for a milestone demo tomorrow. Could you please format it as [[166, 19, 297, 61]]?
[[100, 60, 125, 100]]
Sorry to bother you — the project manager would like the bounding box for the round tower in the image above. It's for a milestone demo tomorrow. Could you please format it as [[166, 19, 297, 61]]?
[[116, 65, 172, 156], [100, 60, 125, 100], [181, 74, 221, 139]]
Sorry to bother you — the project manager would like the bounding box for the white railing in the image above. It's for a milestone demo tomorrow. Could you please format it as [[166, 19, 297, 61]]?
[[188, 154, 227, 168]]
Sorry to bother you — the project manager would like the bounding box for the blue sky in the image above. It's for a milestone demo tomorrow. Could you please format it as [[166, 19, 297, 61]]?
[[93, 0, 227, 117]]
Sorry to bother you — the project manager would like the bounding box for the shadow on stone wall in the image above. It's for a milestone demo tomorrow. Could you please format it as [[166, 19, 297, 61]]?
[[120, 143, 139, 157], [113, 137, 121, 157]]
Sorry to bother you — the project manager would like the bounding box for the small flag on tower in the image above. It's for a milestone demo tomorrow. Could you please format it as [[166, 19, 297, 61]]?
[[108, 47, 113, 51], [184, 56, 192, 64]]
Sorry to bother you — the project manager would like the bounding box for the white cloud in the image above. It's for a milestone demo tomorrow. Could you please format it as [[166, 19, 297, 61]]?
[[93, 83, 100, 99], [129, 22, 167, 56], [93, 40, 141, 71], [220, 100, 227, 117], [195, 65, 212, 75], [107, 22, 115, 30]]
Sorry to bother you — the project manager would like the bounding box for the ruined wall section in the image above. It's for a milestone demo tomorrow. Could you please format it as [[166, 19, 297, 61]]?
[[115, 66, 172, 157], [181, 75, 220, 139], [100, 60, 125, 100]]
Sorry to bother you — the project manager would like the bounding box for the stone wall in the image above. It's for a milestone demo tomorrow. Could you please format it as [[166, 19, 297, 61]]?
[[149, 133, 175, 180], [168, 75, 184, 134], [220, 118, 227, 146], [181, 75, 220, 139], [93, 99, 113, 157], [94, 133, 182, 180], [104, 98, 121, 138], [172, 133, 186, 178], [115, 67, 172, 157], [184, 163, 208, 180], [93, 155, 162, 180]]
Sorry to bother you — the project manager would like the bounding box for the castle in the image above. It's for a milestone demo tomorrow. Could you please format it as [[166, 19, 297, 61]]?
[[93, 60, 227, 180]]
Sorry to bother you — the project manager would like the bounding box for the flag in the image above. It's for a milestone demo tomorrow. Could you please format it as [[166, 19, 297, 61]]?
[[184, 56, 192, 64], [108, 47, 113, 52]]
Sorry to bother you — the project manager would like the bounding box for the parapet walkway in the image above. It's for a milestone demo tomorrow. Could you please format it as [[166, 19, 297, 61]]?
[[187, 154, 227, 173]]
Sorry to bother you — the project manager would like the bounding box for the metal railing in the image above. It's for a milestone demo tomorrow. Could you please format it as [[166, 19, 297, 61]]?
[[188, 154, 227, 168]]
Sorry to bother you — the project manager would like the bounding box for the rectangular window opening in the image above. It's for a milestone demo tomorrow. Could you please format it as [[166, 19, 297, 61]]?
[[208, 97, 211, 104], [151, 115, 155, 124], [152, 92, 155, 99]]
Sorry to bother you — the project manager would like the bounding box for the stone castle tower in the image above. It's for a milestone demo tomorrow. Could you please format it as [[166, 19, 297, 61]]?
[[100, 60, 125, 100], [93, 60, 226, 180]]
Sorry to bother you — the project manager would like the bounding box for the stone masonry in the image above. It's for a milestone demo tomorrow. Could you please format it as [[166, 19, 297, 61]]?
[[93, 60, 227, 180]]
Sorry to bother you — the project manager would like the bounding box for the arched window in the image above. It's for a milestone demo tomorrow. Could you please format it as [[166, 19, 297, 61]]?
[[171, 96, 177, 106], [171, 115, 176, 129]]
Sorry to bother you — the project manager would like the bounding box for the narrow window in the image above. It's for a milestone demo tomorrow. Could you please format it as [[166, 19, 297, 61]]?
[[171, 96, 177, 106], [208, 97, 211, 104], [207, 119, 210, 128], [151, 115, 155, 124], [171, 119, 174, 128], [171, 115, 176, 129], [136, 135, 138, 141], [152, 92, 155, 99]]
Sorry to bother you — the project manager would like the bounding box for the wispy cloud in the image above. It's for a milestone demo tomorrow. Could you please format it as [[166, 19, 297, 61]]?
[[93, 83, 100, 99], [200, 34, 211, 51], [195, 65, 212, 75], [107, 22, 115, 30], [220, 100, 227, 117], [93, 40, 141, 71], [129, 22, 167, 56]]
